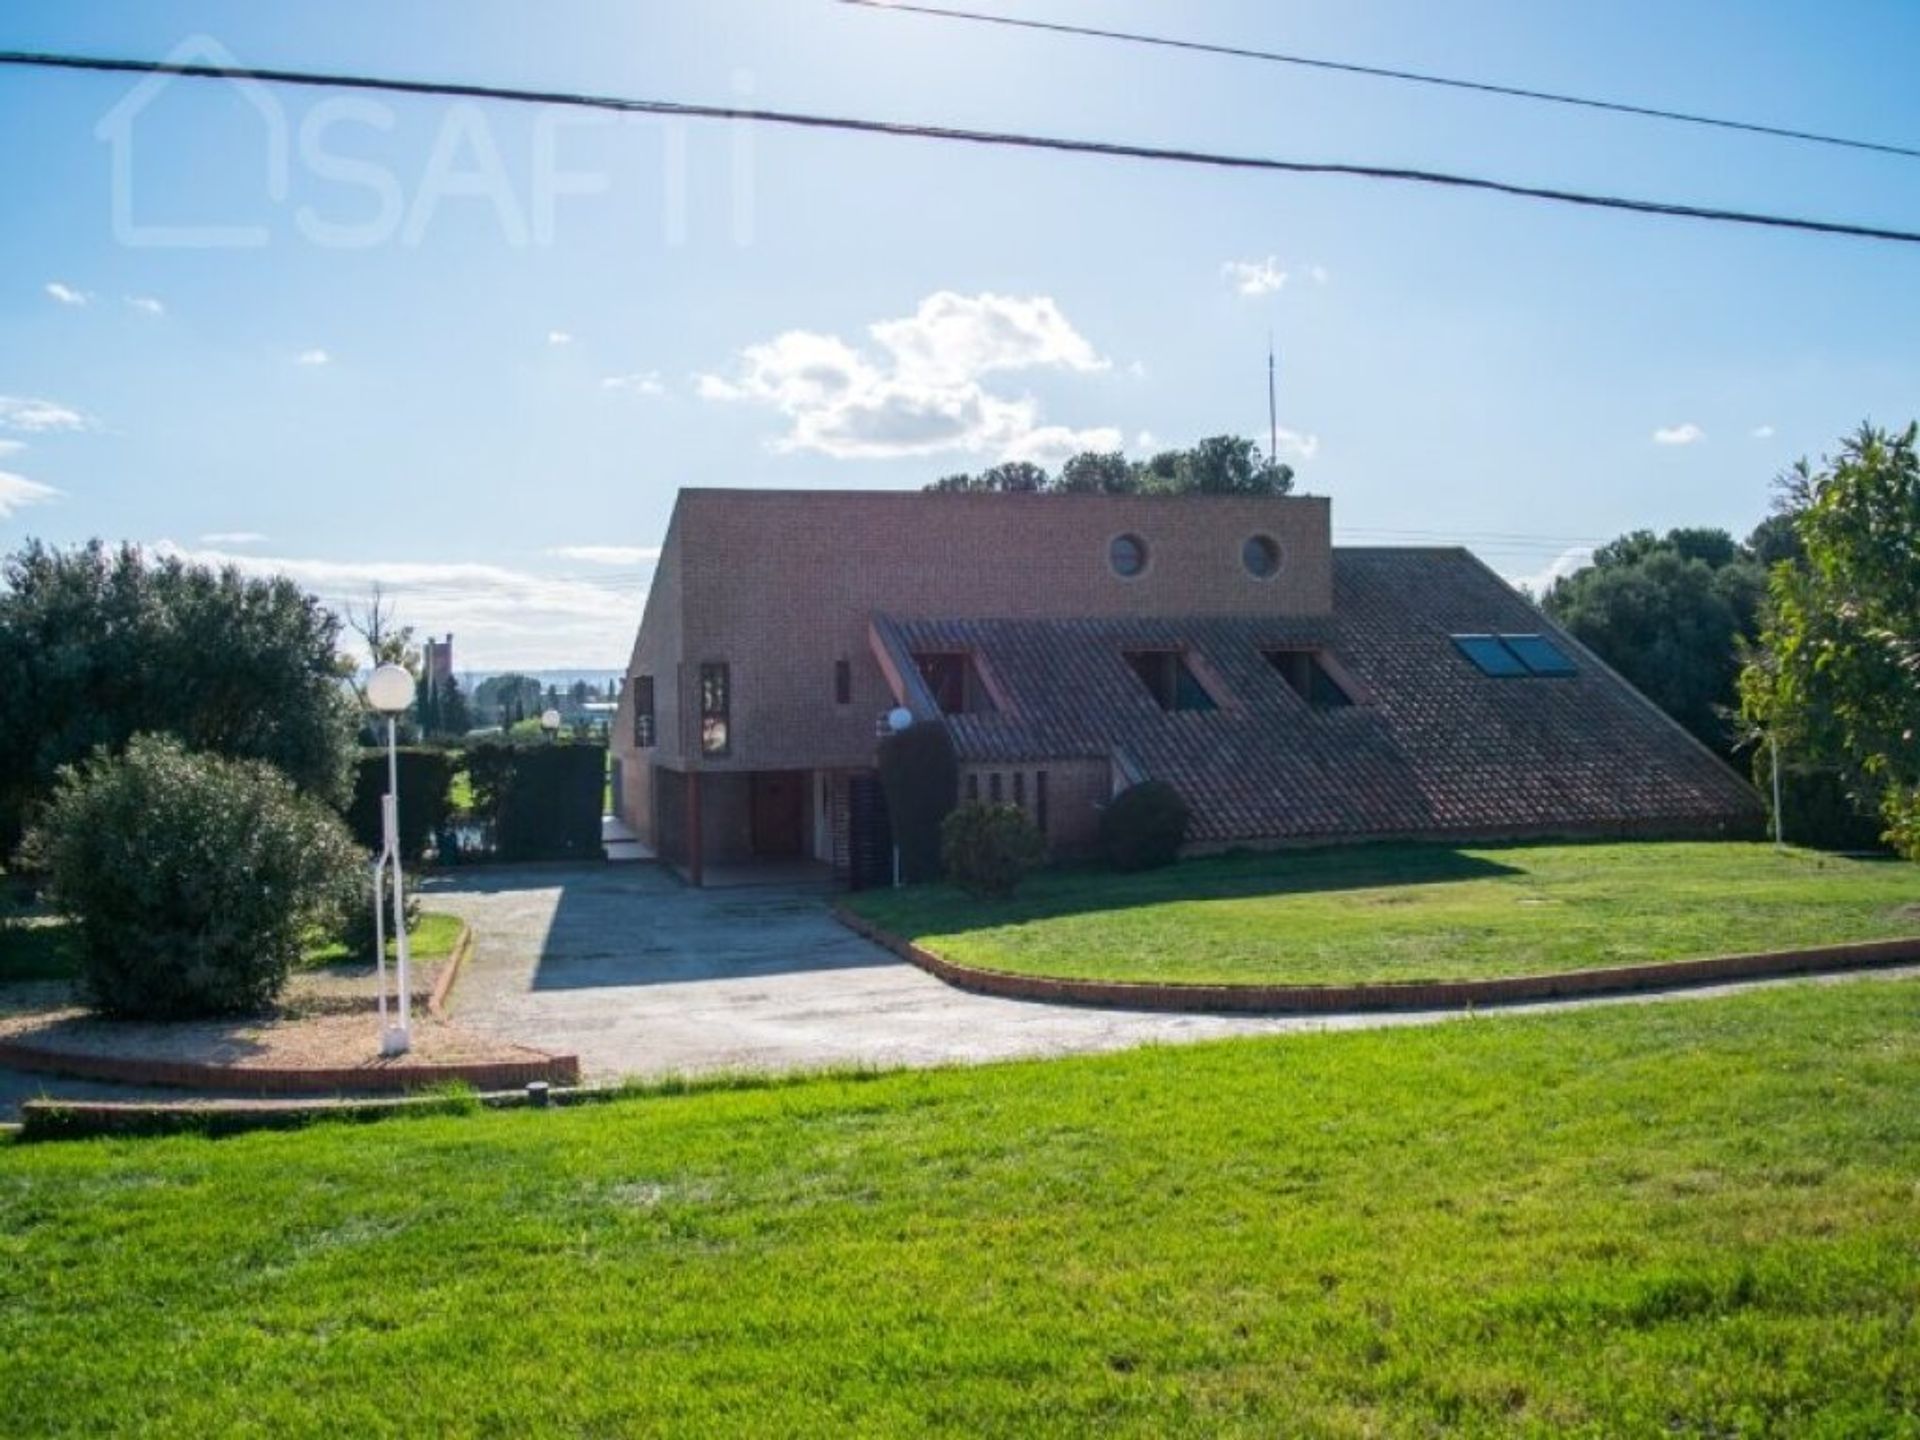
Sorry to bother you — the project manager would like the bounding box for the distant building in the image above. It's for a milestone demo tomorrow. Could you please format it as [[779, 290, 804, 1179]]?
[[423, 635, 455, 690], [611, 489, 1762, 885]]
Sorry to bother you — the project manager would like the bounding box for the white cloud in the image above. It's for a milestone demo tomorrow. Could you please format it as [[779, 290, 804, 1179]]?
[[548, 330, 573, 346], [0, 440, 23, 458], [601, 372, 665, 396], [201, 531, 268, 546], [1222, 257, 1287, 297], [1751, 424, 1776, 440], [546, 545, 662, 565], [44, 281, 90, 307], [1307, 264, 1330, 285], [125, 295, 166, 316], [295, 349, 330, 366], [0, 396, 89, 433], [151, 542, 642, 670], [1135, 430, 1157, 451], [0, 471, 60, 519], [1506, 546, 1593, 598], [1653, 422, 1705, 446], [697, 291, 1117, 462], [1272, 427, 1320, 461]]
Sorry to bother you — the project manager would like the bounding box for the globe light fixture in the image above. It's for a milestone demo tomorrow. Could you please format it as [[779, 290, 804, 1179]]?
[[886, 706, 914, 733], [540, 707, 563, 740], [364, 662, 418, 1056]]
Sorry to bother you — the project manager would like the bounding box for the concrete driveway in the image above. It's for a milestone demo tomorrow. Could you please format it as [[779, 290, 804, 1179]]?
[[421, 863, 1919, 1084]]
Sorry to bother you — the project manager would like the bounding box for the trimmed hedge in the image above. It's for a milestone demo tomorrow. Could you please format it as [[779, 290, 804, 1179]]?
[[877, 721, 959, 884], [467, 740, 606, 861], [1099, 780, 1190, 871], [345, 748, 457, 859], [941, 803, 1045, 899]]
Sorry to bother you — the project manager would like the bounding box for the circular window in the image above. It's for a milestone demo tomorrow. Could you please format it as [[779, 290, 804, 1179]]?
[[1109, 533, 1148, 578], [1242, 534, 1282, 579]]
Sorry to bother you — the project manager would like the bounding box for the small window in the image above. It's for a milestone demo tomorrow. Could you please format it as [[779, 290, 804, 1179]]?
[[834, 658, 852, 705], [699, 662, 730, 755], [1502, 633, 1577, 677], [1035, 769, 1049, 836], [966, 773, 980, 802], [1123, 649, 1217, 712], [632, 674, 656, 748], [989, 772, 1003, 803], [1109, 532, 1148, 578], [1452, 635, 1528, 678], [1013, 771, 1026, 809], [1263, 649, 1351, 708], [1242, 534, 1282, 579], [913, 652, 996, 715]]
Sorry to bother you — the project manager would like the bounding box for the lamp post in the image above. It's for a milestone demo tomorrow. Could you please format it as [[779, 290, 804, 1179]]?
[[365, 662, 417, 1057], [540, 707, 562, 742]]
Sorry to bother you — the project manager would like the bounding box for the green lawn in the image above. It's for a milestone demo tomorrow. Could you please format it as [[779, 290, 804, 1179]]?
[[3, 979, 1918, 1436], [1, 911, 465, 984], [847, 841, 1920, 987]]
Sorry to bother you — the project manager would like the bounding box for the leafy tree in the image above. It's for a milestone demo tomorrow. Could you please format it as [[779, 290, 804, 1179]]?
[[473, 672, 543, 727], [1178, 434, 1295, 495], [1056, 450, 1137, 494], [415, 674, 471, 739], [0, 541, 357, 856], [923, 437, 1294, 498], [1740, 424, 1920, 858]]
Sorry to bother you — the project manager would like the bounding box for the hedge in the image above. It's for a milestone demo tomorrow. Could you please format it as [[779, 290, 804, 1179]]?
[[877, 721, 959, 884], [345, 748, 457, 859], [467, 740, 606, 861]]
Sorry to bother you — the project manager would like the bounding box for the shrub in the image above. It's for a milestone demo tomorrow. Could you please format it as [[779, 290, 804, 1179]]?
[[331, 867, 422, 965], [941, 803, 1046, 899], [344, 747, 457, 859], [24, 735, 363, 1018], [877, 721, 959, 883], [465, 739, 605, 861], [1099, 781, 1190, 871]]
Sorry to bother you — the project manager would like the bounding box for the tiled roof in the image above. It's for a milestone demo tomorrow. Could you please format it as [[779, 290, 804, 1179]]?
[[880, 548, 1763, 845]]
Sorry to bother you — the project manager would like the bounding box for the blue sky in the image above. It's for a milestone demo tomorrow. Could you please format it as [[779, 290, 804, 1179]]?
[[2, 0, 1917, 667]]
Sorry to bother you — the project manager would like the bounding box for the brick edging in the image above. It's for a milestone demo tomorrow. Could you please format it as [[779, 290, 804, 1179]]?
[[0, 1035, 580, 1094], [832, 906, 1920, 1014], [427, 923, 475, 1019]]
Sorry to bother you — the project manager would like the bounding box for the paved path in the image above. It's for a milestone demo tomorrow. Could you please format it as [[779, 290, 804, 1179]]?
[[424, 864, 1920, 1084]]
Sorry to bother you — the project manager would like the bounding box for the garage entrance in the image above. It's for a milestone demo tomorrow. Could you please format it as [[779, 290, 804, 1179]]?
[[749, 770, 807, 858]]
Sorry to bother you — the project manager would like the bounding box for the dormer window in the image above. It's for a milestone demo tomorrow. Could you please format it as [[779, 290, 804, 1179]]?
[[1123, 649, 1217, 712], [913, 651, 996, 715], [1263, 649, 1352, 708]]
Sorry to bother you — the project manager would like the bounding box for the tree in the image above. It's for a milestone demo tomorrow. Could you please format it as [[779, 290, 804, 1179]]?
[[1740, 424, 1920, 858], [1056, 450, 1137, 494], [1179, 434, 1295, 495], [922, 436, 1294, 497], [0, 541, 357, 856], [473, 672, 543, 727]]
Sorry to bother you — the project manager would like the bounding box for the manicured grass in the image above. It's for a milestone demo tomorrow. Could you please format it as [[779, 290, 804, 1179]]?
[[3, 979, 1918, 1435], [847, 841, 1920, 987], [1, 912, 465, 983]]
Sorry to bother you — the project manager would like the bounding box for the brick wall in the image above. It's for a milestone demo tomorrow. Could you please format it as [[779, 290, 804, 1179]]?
[[957, 758, 1111, 859]]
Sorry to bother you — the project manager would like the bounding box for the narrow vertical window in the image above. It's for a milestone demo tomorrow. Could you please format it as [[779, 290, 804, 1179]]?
[[989, 772, 1003, 803], [699, 662, 730, 756], [1035, 770, 1049, 836], [966, 773, 980, 802], [1013, 771, 1026, 810], [834, 658, 852, 705], [632, 674, 656, 748]]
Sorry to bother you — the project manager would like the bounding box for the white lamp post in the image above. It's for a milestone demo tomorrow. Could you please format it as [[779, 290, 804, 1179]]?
[[365, 662, 417, 1056]]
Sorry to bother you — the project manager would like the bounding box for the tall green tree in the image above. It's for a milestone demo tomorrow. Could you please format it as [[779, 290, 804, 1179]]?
[[0, 541, 357, 856], [1741, 424, 1920, 858], [1543, 527, 1768, 755], [924, 436, 1293, 497]]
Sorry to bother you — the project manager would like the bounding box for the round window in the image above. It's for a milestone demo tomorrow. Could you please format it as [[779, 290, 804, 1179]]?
[[1242, 534, 1282, 579], [1109, 533, 1148, 578]]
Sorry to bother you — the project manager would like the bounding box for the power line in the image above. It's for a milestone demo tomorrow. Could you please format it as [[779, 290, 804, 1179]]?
[[837, 0, 1920, 163], [3, 48, 1919, 245]]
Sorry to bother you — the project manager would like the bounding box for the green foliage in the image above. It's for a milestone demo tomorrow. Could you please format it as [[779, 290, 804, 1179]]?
[[876, 721, 959, 883], [1543, 526, 1767, 755], [465, 739, 606, 860], [344, 748, 457, 858], [1741, 423, 1920, 859], [925, 435, 1292, 497], [1098, 780, 1190, 871], [23, 735, 362, 1018], [848, 840, 1920, 988], [0, 540, 358, 858], [328, 868, 423, 965], [939, 802, 1045, 899], [5, 981, 1920, 1434], [472, 672, 545, 728], [414, 674, 471, 739]]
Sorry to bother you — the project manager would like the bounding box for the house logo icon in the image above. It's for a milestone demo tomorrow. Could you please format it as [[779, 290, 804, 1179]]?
[[94, 35, 288, 248]]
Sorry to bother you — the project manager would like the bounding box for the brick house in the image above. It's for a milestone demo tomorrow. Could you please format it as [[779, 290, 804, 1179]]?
[[611, 488, 1762, 884]]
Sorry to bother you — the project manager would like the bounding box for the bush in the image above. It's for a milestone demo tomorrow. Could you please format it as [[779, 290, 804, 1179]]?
[[466, 740, 605, 861], [344, 747, 457, 859], [1759, 763, 1889, 853], [877, 721, 959, 883], [331, 867, 423, 965], [23, 735, 363, 1018], [941, 803, 1046, 899], [1099, 781, 1190, 871]]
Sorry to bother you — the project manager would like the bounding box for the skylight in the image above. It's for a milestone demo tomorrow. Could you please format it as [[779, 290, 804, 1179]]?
[[1452, 633, 1578, 678]]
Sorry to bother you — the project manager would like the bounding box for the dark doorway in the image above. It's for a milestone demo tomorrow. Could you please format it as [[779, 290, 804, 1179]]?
[[750, 770, 807, 857], [847, 771, 893, 890]]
